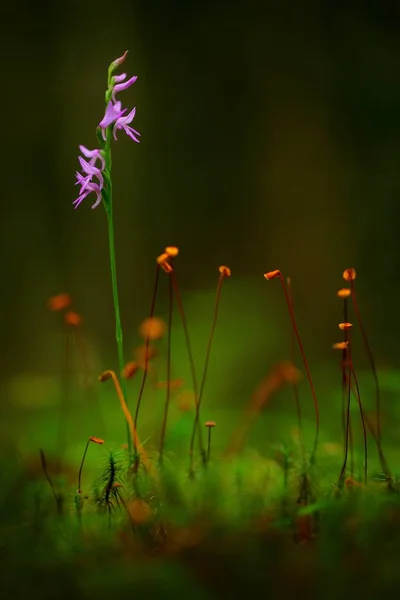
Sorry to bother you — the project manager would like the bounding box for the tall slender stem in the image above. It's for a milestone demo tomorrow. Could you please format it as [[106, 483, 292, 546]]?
[[106, 209, 131, 454], [103, 130, 131, 455]]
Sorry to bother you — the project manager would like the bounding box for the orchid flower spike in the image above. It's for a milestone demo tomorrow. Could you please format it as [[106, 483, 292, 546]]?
[[99, 101, 127, 140], [113, 107, 140, 143], [79, 145, 105, 171], [73, 178, 102, 210]]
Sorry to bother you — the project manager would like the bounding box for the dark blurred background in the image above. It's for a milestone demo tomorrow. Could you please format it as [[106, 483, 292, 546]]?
[[2, 0, 400, 388]]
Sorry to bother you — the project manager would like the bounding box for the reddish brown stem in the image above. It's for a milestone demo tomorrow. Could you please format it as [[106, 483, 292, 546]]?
[[344, 370, 391, 481], [134, 264, 160, 456], [159, 274, 173, 464], [349, 280, 381, 443], [286, 278, 306, 472], [189, 271, 227, 473], [338, 329, 353, 486], [170, 270, 206, 468], [275, 273, 320, 463], [350, 365, 368, 484]]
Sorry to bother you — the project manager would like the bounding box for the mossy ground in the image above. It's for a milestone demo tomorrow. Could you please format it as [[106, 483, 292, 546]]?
[[1, 362, 400, 599]]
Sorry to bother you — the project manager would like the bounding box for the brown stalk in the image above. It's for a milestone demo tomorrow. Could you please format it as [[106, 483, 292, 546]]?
[[189, 266, 231, 474], [99, 370, 155, 477], [344, 268, 382, 444], [134, 264, 160, 455], [159, 273, 173, 464], [264, 270, 320, 463]]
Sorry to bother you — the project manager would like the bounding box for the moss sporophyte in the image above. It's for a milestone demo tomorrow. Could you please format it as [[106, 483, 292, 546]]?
[[73, 52, 140, 455]]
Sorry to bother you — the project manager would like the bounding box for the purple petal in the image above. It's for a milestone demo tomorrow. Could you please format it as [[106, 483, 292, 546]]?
[[99, 101, 118, 129], [111, 76, 138, 101], [79, 145, 95, 158], [124, 125, 141, 143], [113, 73, 127, 83], [73, 181, 102, 210], [78, 157, 104, 188], [119, 107, 136, 126], [91, 189, 103, 209], [78, 156, 96, 175], [112, 122, 119, 141], [78, 145, 105, 171], [73, 189, 90, 209], [99, 101, 127, 140]]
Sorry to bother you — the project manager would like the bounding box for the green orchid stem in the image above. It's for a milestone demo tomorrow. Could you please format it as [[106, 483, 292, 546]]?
[[103, 129, 132, 456], [106, 208, 132, 455]]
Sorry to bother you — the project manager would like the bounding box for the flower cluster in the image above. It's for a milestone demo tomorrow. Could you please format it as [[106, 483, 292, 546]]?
[[73, 51, 140, 210]]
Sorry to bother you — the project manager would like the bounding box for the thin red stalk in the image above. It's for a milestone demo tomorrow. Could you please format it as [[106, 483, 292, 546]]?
[[40, 449, 63, 515], [77, 438, 90, 492], [159, 274, 173, 464], [350, 280, 381, 443], [170, 270, 206, 466], [350, 365, 368, 484], [189, 271, 227, 472], [349, 421, 354, 477], [344, 370, 391, 480], [134, 264, 160, 455], [277, 274, 320, 463], [338, 328, 353, 486], [341, 298, 349, 447], [286, 278, 306, 471]]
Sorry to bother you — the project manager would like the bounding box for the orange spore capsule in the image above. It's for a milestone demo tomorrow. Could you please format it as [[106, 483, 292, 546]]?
[[344, 477, 363, 488], [48, 293, 71, 312], [139, 317, 166, 340], [99, 371, 112, 382], [156, 252, 170, 265], [90, 436, 104, 445], [337, 288, 351, 299], [264, 270, 282, 280], [343, 268, 356, 282], [165, 246, 179, 257], [219, 265, 231, 277], [123, 361, 140, 379], [64, 311, 82, 327], [205, 421, 216, 428], [339, 322, 353, 330], [332, 342, 349, 350], [156, 378, 184, 390]]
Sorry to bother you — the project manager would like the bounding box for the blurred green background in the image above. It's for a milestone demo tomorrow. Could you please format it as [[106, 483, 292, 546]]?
[[2, 0, 400, 461]]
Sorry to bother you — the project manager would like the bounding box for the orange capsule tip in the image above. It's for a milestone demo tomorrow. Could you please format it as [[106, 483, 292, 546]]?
[[332, 342, 349, 350], [90, 436, 104, 445], [64, 311, 82, 327], [219, 265, 231, 277], [337, 288, 351, 299], [344, 477, 363, 487], [165, 246, 179, 257], [343, 268, 356, 282], [99, 370, 113, 382], [156, 378, 184, 390], [48, 293, 71, 312], [156, 252, 170, 265], [338, 322, 353, 330], [205, 420, 216, 428], [264, 270, 281, 280], [139, 317, 166, 341], [123, 361, 139, 379]]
